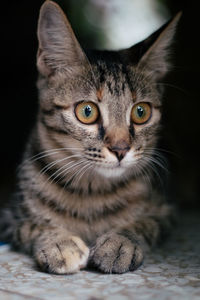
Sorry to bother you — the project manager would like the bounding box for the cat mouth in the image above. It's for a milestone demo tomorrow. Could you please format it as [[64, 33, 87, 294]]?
[[95, 164, 127, 178]]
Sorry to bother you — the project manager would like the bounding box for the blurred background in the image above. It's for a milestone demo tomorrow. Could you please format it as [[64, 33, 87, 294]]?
[[0, 0, 199, 210]]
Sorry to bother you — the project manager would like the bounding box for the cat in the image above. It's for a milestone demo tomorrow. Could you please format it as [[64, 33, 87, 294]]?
[[0, 0, 181, 274]]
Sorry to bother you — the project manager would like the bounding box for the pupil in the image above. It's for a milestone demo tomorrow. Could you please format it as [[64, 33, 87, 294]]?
[[84, 105, 92, 117], [137, 106, 144, 118]]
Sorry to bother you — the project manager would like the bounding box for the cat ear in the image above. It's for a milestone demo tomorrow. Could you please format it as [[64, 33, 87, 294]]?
[[37, 0, 88, 76], [122, 12, 182, 81]]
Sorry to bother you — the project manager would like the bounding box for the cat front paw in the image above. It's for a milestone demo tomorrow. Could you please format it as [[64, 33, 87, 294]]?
[[35, 236, 89, 274], [89, 233, 143, 274]]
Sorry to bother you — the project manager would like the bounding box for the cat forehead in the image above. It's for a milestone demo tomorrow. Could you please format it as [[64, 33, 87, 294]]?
[[50, 60, 161, 107], [84, 61, 160, 106], [95, 62, 130, 98], [91, 61, 157, 101]]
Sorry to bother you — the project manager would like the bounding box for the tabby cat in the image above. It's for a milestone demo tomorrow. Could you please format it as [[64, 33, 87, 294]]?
[[0, 1, 181, 274]]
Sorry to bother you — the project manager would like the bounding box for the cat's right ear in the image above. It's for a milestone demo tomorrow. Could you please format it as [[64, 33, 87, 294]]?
[[37, 0, 87, 77]]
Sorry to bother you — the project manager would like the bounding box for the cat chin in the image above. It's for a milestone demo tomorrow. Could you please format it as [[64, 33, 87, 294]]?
[[95, 166, 127, 178]]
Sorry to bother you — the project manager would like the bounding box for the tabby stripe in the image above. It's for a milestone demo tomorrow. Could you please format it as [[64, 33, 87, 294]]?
[[36, 186, 129, 222], [38, 195, 67, 215], [119, 229, 139, 245], [98, 124, 105, 140], [68, 239, 84, 258], [121, 64, 134, 92], [40, 117, 69, 135], [106, 81, 113, 95], [56, 243, 66, 265], [88, 181, 92, 195], [41, 108, 55, 116]]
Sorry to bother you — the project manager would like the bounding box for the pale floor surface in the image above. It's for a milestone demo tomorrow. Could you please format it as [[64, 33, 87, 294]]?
[[0, 211, 200, 300]]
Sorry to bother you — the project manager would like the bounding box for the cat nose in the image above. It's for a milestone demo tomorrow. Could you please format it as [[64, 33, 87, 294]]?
[[108, 141, 130, 162]]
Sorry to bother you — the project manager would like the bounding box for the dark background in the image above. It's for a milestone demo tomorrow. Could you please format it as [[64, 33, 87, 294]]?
[[0, 0, 199, 210]]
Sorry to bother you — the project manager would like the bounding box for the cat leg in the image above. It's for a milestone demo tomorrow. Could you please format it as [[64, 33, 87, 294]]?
[[89, 213, 173, 274], [13, 222, 89, 274]]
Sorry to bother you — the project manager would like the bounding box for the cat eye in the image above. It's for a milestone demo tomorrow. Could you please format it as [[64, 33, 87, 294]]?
[[131, 102, 152, 125], [75, 101, 99, 124]]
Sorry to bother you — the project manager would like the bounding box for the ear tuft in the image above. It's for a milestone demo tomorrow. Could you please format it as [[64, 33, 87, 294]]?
[[37, 0, 87, 76]]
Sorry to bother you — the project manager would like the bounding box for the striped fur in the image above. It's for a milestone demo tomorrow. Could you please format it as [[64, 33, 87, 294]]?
[[0, 1, 180, 274]]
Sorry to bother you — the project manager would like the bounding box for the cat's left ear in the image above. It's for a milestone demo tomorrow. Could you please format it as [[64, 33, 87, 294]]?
[[139, 12, 182, 80], [123, 12, 182, 81]]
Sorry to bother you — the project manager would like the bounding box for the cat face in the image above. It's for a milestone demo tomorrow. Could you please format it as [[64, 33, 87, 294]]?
[[36, 1, 180, 180], [39, 64, 160, 178]]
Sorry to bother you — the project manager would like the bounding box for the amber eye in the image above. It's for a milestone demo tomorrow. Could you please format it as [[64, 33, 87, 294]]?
[[75, 102, 99, 124], [131, 102, 152, 125]]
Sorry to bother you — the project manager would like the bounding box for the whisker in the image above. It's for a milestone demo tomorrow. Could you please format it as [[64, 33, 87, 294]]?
[[149, 147, 180, 159], [142, 157, 164, 188], [71, 162, 93, 188], [37, 158, 84, 192], [127, 157, 153, 191], [18, 147, 83, 170], [53, 159, 86, 185], [47, 159, 82, 185], [60, 160, 87, 192], [144, 155, 169, 174], [140, 167, 153, 191], [78, 164, 93, 187], [39, 154, 82, 177], [18, 151, 60, 172], [156, 82, 190, 96], [144, 147, 169, 165]]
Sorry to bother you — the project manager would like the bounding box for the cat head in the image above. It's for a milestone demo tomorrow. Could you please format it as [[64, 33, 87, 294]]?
[[36, 0, 181, 180]]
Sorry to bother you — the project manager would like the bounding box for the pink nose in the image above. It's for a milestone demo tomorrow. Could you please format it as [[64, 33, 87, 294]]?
[[108, 142, 130, 162]]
